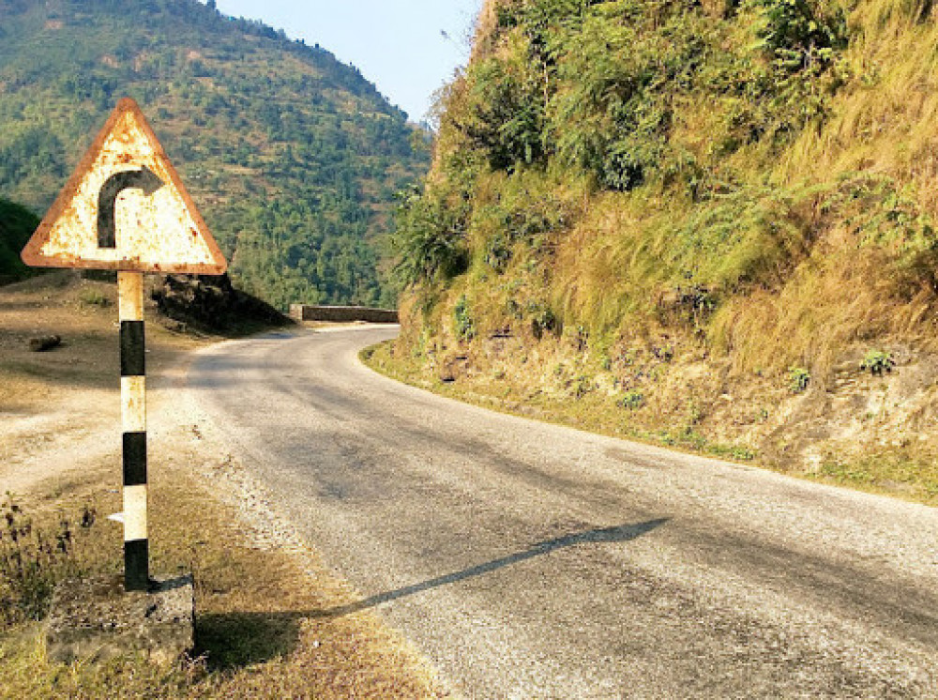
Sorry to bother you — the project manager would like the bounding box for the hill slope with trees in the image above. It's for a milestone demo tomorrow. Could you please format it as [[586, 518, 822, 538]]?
[[0, 198, 39, 283], [0, 0, 429, 307], [387, 0, 938, 502]]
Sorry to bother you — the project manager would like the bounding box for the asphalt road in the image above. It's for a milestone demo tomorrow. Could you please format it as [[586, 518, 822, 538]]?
[[188, 326, 938, 698]]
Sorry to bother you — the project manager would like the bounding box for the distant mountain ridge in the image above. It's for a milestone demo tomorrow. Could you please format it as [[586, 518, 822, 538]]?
[[0, 0, 429, 308]]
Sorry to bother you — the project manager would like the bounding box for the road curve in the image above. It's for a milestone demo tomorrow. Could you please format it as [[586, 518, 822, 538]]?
[[188, 327, 938, 698]]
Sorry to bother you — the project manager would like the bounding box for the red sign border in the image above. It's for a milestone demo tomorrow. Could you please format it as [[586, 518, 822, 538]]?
[[22, 97, 228, 275]]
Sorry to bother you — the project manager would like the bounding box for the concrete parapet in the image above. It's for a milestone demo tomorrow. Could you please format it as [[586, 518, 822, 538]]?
[[46, 574, 195, 665], [290, 304, 398, 324]]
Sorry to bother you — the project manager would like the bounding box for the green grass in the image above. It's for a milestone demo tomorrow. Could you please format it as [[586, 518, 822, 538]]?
[[382, 0, 938, 511], [810, 452, 938, 503], [395, 0, 938, 392]]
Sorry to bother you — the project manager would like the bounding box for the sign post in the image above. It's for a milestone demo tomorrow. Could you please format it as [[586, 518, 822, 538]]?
[[119, 271, 149, 591], [21, 97, 227, 592]]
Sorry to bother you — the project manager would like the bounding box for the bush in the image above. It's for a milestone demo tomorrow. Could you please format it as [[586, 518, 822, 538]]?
[[484, 233, 512, 273], [788, 366, 811, 393], [0, 197, 39, 281], [454, 294, 476, 341], [393, 185, 469, 286], [78, 287, 110, 307], [460, 56, 546, 171], [549, 8, 694, 191], [860, 350, 895, 376], [528, 301, 559, 339], [745, 0, 849, 136], [573, 374, 593, 398], [748, 0, 847, 72], [619, 390, 645, 410]]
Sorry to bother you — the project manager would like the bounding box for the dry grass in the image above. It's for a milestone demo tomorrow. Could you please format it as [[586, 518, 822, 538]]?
[[388, 0, 938, 517], [709, 246, 909, 375], [408, 0, 938, 384], [550, 190, 662, 337], [0, 464, 446, 699], [390, 0, 938, 520]]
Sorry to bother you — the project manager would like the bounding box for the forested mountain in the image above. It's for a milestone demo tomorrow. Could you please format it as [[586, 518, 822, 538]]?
[[0, 0, 429, 307], [390, 0, 938, 497]]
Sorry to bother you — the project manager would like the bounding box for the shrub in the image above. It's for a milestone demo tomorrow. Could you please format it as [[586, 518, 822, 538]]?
[[745, 0, 849, 137], [393, 185, 469, 286], [748, 0, 847, 73], [788, 366, 811, 393], [78, 287, 109, 307], [573, 374, 593, 398], [549, 8, 694, 191], [528, 301, 559, 339], [619, 391, 645, 410], [454, 294, 476, 341], [459, 56, 546, 171], [860, 350, 895, 376], [484, 233, 512, 273]]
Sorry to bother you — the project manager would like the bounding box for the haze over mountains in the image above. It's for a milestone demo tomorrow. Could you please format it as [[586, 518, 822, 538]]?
[[0, 0, 430, 308]]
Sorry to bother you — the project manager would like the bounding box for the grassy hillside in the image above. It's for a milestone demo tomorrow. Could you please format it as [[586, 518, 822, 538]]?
[[0, 0, 429, 308], [389, 0, 938, 499]]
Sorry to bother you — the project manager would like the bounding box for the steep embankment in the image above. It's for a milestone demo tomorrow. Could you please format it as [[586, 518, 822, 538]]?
[[389, 0, 938, 502], [0, 0, 429, 308]]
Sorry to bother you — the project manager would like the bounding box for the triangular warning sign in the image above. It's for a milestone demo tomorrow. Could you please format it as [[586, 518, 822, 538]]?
[[22, 97, 227, 275]]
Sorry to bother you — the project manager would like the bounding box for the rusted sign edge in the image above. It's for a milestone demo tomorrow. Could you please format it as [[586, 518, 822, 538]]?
[[21, 97, 228, 275]]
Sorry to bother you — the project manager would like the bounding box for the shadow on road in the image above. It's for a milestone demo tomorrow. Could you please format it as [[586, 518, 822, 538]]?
[[196, 518, 668, 668], [324, 517, 669, 617]]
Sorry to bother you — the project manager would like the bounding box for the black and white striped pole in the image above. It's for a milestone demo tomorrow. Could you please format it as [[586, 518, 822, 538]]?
[[119, 271, 149, 591]]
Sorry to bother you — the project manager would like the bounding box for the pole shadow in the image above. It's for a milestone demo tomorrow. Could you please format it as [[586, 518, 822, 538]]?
[[324, 517, 669, 617], [195, 518, 668, 669]]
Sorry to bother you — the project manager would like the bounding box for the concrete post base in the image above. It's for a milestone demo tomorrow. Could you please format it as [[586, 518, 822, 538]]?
[[45, 574, 195, 665]]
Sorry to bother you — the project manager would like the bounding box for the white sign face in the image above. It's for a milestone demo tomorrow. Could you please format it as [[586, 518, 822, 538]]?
[[22, 97, 227, 275]]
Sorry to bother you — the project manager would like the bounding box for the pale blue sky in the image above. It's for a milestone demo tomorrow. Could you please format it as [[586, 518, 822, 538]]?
[[213, 0, 483, 123]]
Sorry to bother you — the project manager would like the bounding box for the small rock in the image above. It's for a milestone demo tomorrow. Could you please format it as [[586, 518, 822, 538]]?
[[28, 335, 62, 352], [160, 318, 187, 334]]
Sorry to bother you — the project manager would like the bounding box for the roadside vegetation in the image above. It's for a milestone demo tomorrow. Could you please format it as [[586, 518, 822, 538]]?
[[363, 340, 938, 506], [387, 0, 938, 504]]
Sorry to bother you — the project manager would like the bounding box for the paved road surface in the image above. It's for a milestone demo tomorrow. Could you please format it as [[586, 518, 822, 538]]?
[[188, 327, 938, 698]]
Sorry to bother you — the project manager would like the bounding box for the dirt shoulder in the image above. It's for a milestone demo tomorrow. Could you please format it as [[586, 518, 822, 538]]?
[[0, 272, 202, 496], [0, 273, 448, 698]]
